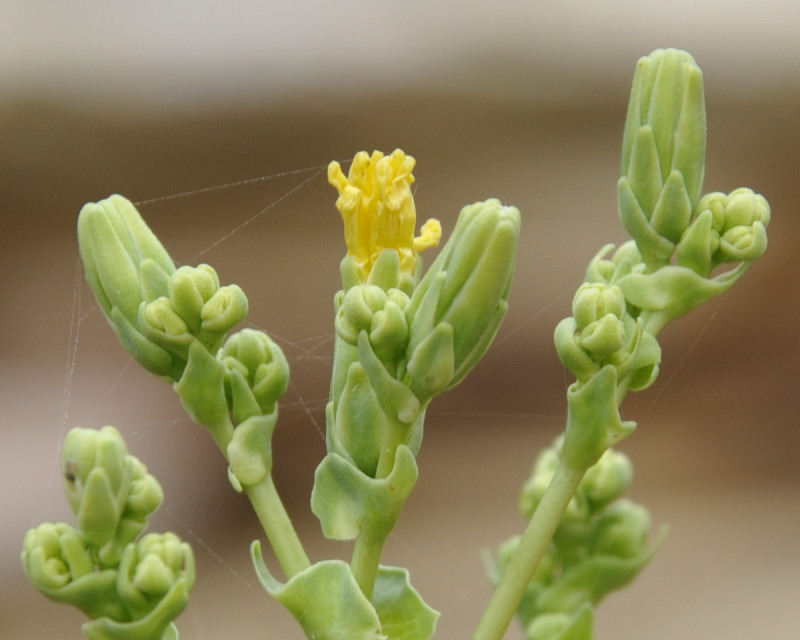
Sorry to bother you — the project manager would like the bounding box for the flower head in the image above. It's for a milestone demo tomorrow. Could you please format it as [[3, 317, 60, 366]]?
[[328, 149, 442, 283]]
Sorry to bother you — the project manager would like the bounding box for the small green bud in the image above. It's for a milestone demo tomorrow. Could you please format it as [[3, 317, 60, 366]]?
[[116, 532, 195, 620], [590, 499, 651, 559], [619, 48, 706, 266], [526, 613, 572, 640], [405, 199, 520, 399], [580, 448, 633, 511], [78, 195, 183, 379], [78, 195, 248, 383], [22, 522, 93, 591], [584, 241, 644, 286], [555, 283, 636, 381], [219, 328, 290, 422], [572, 283, 626, 330], [21, 522, 121, 619], [62, 427, 163, 566], [677, 187, 770, 276], [169, 264, 219, 332], [336, 284, 410, 366], [526, 606, 594, 640], [140, 298, 193, 362], [78, 195, 175, 324]]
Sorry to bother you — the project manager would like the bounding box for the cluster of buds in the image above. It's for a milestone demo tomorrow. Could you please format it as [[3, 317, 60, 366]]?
[[78, 195, 291, 489], [21, 427, 194, 640], [615, 49, 770, 334], [323, 151, 520, 485], [305, 150, 519, 636], [555, 49, 771, 469], [78, 195, 248, 383], [497, 441, 659, 640]]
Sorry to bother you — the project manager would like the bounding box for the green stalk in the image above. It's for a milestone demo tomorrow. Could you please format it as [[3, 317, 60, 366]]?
[[472, 459, 586, 640], [245, 474, 310, 579], [350, 526, 388, 600]]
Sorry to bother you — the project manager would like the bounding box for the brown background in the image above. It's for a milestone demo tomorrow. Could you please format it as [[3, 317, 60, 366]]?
[[2, 3, 799, 638]]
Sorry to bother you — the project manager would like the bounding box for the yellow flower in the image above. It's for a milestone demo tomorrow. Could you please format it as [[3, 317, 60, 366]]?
[[328, 149, 441, 282]]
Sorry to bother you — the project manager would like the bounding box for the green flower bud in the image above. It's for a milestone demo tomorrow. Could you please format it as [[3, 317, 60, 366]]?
[[169, 264, 219, 332], [140, 298, 194, 362], [677, 187, 770, 276], [78, 196, 248, 383], [555, 283, 636, 382], [62, 427, 163, 566], [584, 241, 645, 287], [573, 283, 627, 360], [78, 195, 175, 324], [78, 195, 183, 379], [526, 608, 595, 640], [336, 284, 411, 368], [219, 329, 290, 422], [619, 48, 706, 266], [116, 532, 195, 620], [404, 199, 520, 399], [572, 283, 626, 330], [201, 284, 249, 334], [579, 448, 633, 511], [21, 522, 125, 622], [526, 613, 573, 640], [590, 499, 652, 559]]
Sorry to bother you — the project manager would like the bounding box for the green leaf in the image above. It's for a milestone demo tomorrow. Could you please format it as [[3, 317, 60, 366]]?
[[373, 566, 439, 640], [311, 446, 418, 541], [251, 544, 385, 640], [561, 366, 636, 471]]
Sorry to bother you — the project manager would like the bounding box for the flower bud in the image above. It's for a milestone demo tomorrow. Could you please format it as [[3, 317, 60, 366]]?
[[78, 195, 183, 379], [117, 532, 195, 614], [336, 285, 390, 344], [335, 284, 410, 368], [590, 499, 652, 559], [404, 199, 520, 399], [62, 426, 163, 566], [580, 448, 633, 511], [572, 283, 627, 360], [21, 522, 121, 619], [618, 49, 706, 266], [169, 264, 219, 332], [78, 196, 248, 383], [78, 195, 175, 324], [677, 187, 770, 276], [101, 532, 195, 639], [572, 283, 626, 330], [584, 241, 644, 286], [219, 328, 290, 422]]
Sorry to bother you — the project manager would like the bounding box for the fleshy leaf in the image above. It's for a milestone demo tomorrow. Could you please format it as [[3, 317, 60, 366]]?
[[373, 566, 439, 640], [561, 366, 636, 470], [311, 446, 418, 541], [251, 543, 385, 640]]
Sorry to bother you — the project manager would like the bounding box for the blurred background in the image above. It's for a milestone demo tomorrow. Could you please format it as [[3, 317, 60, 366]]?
[[2, 1, 798, 638]]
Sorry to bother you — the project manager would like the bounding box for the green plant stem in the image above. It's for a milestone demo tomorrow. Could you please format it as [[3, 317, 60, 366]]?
[[351, 526, 388, 600], [245, 474, 310, 579], [472, 459, 586, 640]]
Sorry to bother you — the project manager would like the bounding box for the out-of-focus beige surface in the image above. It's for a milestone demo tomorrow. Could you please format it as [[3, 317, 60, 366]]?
[[2, 3, 799, 639]]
